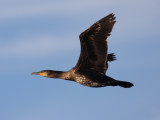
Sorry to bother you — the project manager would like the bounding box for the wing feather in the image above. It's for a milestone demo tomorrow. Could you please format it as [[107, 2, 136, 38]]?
[[75, 13, 116, 74]]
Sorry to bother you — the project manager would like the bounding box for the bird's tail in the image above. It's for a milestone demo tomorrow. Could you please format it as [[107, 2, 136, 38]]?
[[111, 80, 134, 88]]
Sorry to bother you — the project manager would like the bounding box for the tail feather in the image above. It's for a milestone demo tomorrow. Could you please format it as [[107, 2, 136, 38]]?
[[112, 80, 134, 88]]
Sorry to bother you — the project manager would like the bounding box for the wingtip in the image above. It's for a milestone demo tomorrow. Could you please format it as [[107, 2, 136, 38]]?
[[107, 13, 116, 23], [109, 13, 115, 17]]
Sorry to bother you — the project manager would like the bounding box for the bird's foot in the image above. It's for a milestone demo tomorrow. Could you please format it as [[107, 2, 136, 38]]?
[[107, 53, 116, 62]]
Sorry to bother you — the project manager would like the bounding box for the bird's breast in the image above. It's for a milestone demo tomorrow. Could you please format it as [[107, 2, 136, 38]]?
[[75, 76, 87, 84], [74, 75, 103, 87]]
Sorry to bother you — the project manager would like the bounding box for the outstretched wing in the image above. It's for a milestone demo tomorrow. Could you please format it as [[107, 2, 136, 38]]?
[[74, 13, 116, 74]]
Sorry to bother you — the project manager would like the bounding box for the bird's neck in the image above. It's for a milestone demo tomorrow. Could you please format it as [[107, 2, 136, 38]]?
[[48, 71, 72, 80]]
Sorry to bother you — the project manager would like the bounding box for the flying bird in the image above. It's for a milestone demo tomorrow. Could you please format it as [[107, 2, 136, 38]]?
[[32, 13, 134, 88]]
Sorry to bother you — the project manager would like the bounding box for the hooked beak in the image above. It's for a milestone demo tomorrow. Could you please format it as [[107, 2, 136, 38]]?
[[31, 72, 41, 75]]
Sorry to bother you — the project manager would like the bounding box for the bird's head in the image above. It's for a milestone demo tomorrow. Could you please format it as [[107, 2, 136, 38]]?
[[31, 70, 64, 78], [31, 70, 53, 77]]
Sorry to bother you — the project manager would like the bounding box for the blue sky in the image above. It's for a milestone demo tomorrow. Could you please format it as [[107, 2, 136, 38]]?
[[0, 0, 160, 120]]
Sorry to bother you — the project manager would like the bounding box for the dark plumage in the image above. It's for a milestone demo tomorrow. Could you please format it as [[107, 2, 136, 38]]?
[[32, 13, 134, 88]]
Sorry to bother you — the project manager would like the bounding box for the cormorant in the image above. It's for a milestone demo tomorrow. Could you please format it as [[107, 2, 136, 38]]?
[[32, 13, 134, 88]]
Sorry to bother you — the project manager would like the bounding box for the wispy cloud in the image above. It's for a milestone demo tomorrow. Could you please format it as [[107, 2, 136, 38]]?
[[0, 35, 79, 59], [1, 0, 159, 34], [0, 0, 109, 21], [0, 0, 159, 59], [1, 0, 158, 22]]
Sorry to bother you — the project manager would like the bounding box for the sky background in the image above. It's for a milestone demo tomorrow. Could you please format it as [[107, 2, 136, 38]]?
[[0, 0, 160, 120]]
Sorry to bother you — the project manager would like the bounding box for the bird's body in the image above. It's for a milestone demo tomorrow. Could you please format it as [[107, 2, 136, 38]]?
[[32, 13, 134, 88]]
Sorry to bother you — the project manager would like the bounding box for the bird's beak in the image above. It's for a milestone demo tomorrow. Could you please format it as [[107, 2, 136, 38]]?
[[31, 72, 40, 75]]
